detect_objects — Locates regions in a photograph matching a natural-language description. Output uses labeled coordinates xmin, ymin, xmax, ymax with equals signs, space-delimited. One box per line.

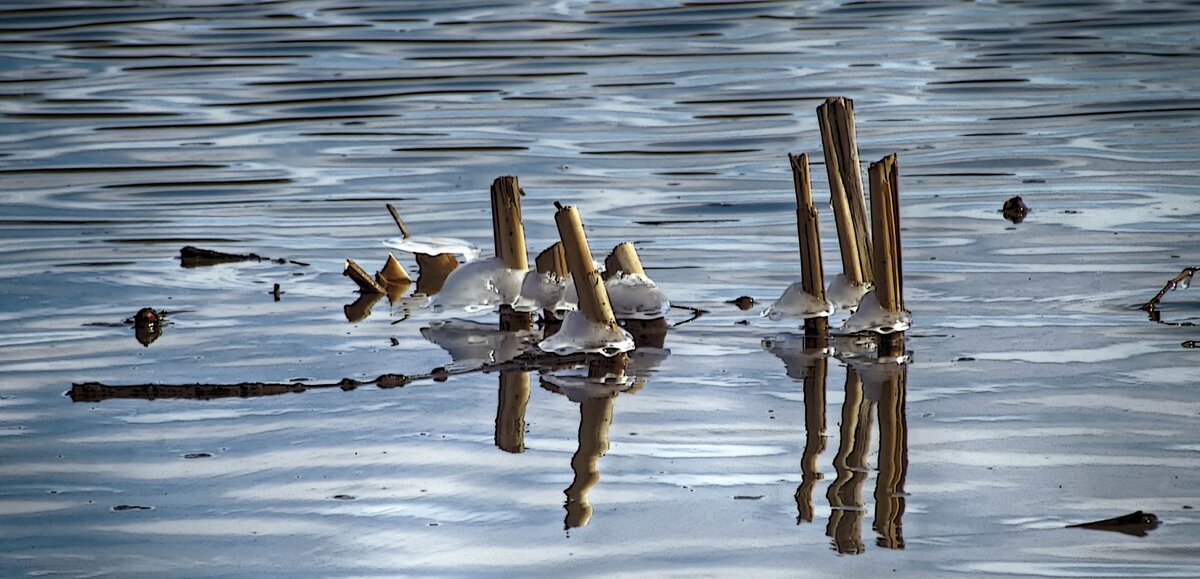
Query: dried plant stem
xmin=344 ymin=258 xmax=385 ymax=294
xmin=603 ymin=242 xmax=645 ymax=279
xmin=791 ymin=152 xmax=829 ymax=340
xmin=491 ymin=176 xmax=528 ymax=271
xmin=868 ymin=154 xmax=903 ymax=313
xmin=818 ymin=97 xmax=873 ymax=285
xmin=385 ymin=203 xmax=411 ymax=239
xmin=1142 ymin=267 xmax=1198 ymax=311
xmin=536 ymin=242 xmax=568 ymax=278
xmin=554 ymin=203 xmax=620 ymax=331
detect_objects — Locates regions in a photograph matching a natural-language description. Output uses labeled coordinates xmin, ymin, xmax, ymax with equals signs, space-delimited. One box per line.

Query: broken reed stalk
xmin=491 ymin=176 xmax=528 ymax=271
xmin=817 ymin=97 xmax=873 ymax=285
xmin=603 ymin=242 xmax=645 ymax=279
xmin=791 ymin=152 xmax=828 ymax=339
xmin=554 ymin=203 xmax=621 ymax=332
xmin=344 ymin=259 xmax=385 ymax=294
xmin=868 ymin=154 xmax=903 ymax=313
xmin=376 ymin=253 xmax=411 ymax=285
xmin=385 ymin=203 xmax=411 ymax=239
xmin=1142 ymin=267 xmax=1198 ymax=311
xmin=536 ymin=242 xmax=569 ymax=278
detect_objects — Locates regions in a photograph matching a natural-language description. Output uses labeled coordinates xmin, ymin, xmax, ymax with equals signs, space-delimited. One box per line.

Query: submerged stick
xmin=344 ymin=258 xmax=385 ymax=294
xmin=817 ymin=97 xmax=873 ymax=285
xmin=554 ymin=203 xmax=620 ymax=332
xmin=603 ymin=242 xmax=645 ymax=279
xmin=491 ymin=176 xmax=528 ymax=271
xmin=385 ymin=203 xmax=411 ymax=239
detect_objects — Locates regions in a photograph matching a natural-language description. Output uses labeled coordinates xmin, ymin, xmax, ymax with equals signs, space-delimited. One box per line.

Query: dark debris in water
xmin=728 ymin=296 xmax=756 ymax=310
xmin=180 ymin=245 xmax=309 ymax=268
xmin=331 ymin=495 xmax=356 ymax=500
xmin=1000 ymin=195 xmax=1028 ymax=224
xmin=1067 ymin=510 xmax=1160 ymax=537
xmin=183 ymin=453 xmax=212 ymax=459
xmin=112 ymin=505 xmax=154 ymax=512
xmin=733 ymin=495 xmax=764 ymax=501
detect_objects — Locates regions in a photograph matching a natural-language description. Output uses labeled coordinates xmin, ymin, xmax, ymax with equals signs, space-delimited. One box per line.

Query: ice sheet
xmin=384 ymin=236 xmax=481 ymax=261
xmin=839 ymin=291 xmax=912 ymax=334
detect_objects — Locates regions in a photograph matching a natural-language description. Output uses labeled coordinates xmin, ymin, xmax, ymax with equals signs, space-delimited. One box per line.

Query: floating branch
xmin=343 ymin=258 xmax=385 ymax=294
xmin=817 ymin=97 xmax=873 ymax=285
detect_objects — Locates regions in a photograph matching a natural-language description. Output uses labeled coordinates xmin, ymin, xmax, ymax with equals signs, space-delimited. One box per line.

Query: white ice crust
xmin=424 ymin=257 xmax=525 ymax=313
xmin=839 ymin=290 xmax=911 ymax=334
xmin=537 ymin=310 xmax=635 ymax=357
xmin=826 ymin=274 xmax=872 ymax=310
xmin=512 ymin=270 xmax=569 ymax=313
xmin=762 ymin=282 xmax=835 ymax=321
xmin=384 ymin=236 xmax=481 ymax=261
xmin=605 ymin=273 xmax=670 ymax=320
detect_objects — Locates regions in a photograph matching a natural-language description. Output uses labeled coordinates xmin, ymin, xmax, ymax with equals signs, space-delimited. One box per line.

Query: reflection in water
xmin=495 ymin=371 xmax=530 ymax=454
xmin=766 ymin=333 xmax=909 ymax=554
xmin=344 ymin=292 xmax=383 ymax=323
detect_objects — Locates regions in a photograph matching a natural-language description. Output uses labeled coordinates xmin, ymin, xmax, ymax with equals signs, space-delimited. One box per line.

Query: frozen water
xmin=537 ymin=310 xmax=635 ymax=356
xmin=826 ymin=274 xmax=872 ymax=310
xmin=761 ymin=282 xmax=835 ymax=321
xmin=839 ymin=291 xmax=912 ymax=334
xmin=384 ymin=236 xmax=481 ymax=261
xmin=424 ymin=257 xmax=525 ymax=313
xmin=513 ymin=270 xmax=569 ymax=313
xmin=605 ymin=273 xmax=670 ymax=320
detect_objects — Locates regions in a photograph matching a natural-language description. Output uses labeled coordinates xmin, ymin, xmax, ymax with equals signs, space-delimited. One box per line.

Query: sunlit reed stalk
xmin=790 ymin=152 xmax=829 ymax=340
xmin=818 ymin=97 xmax=873 ymax=285
xmin=554 ymin=203 xmax=621 ymax=332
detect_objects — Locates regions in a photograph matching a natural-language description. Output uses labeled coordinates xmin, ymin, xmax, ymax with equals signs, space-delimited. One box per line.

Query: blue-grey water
xmin=2 ymin=1 xmax=1199 ymax=577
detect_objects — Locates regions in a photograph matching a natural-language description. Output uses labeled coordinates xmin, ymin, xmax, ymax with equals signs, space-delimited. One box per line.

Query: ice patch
xmin=512 ymin=270 xmax=569 ymax=313
xmin=384 ymin=236 xmax=480 ymax=261
xmin=419 ymin=319 xmax=536 ymax=368
xmin=827 ymin=274 xmax=871 ymax=310
xmin=839 ymin=291 xmax=911 ymax=334
xmin=424 ymin=258 xmax=525 ymax=313
xmin=538 ymin=311 xmax=635 ymax=357
xmin=605 ymin=273 xmax=670 ymax=320
xmin=761 ymin=282 xmax=834 ymax=321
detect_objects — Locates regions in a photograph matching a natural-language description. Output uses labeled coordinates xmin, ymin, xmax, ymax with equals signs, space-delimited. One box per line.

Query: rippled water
xmin=2 ymin=1 xmax=1200 ymax=577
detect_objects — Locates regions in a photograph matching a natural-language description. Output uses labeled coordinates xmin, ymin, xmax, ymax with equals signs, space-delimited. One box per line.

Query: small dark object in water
xmin=1001 ymin=196 xmax=1028 ymax=223
xmin=956 ymin=356 xmax=975 ymax=362
xmin=183 ymin=453 xmax=212 ymax=459
xmin=1183 ymin=340 xmax=1196 ymax=348
xmin=180 ymin=245 xmax=283 ymax=267
xmin=1067 ymin=510 xmax=1159 ymax=537
xmin=431 ymin=367 xmax=450 ymax=382
xmin=331 ymin=494 xmax=356 ymax=500
xmin=130 ymin=307 xmax=162 ymax=347
xmin=272 ymin=283 xmax=282 ymax=301
xmin=112 ymin=505 xmax=153 ymax=511
xmin=729 ymin=296 xmax=756 ymax=310
xmin=733 ymin=495 xmax=764 ymax=500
